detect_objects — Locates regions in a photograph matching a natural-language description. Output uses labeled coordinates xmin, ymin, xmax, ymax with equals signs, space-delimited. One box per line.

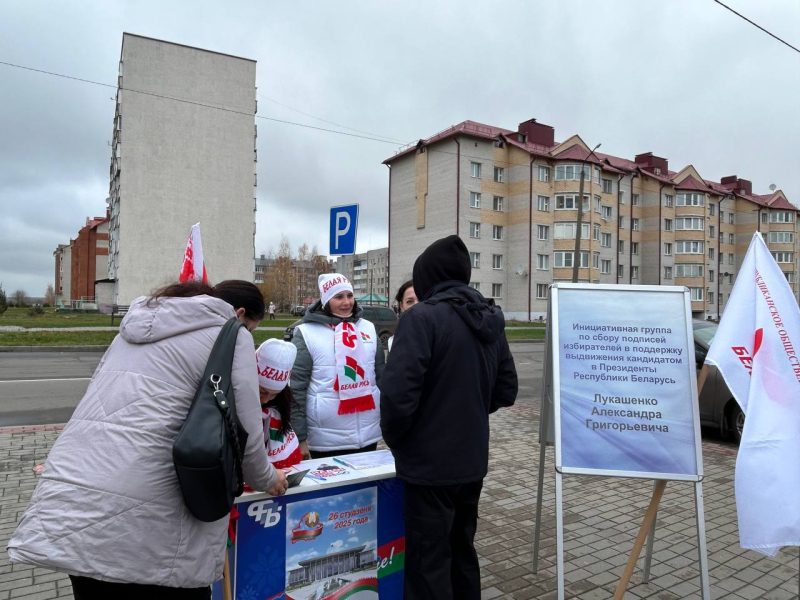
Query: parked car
xmin=283 ymin=304 xmax=398 ymax=349
xmin=290 ymin=305 xmax=306 ymax=316
xmin=693 ymin=320 xmax=744 ymax=443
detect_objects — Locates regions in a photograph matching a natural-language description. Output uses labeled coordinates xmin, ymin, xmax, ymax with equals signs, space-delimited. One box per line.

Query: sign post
xmin=534 ymin=283 xmax=711 ymax=599
xmin=330 ymin=204 xmax=359 ymax=255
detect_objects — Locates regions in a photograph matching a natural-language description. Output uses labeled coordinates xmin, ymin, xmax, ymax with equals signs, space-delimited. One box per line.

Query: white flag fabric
xmin=705 ymin=232 xmax=800 ymax=556
xmin=178 ymin=223 xmax=209 ymax=284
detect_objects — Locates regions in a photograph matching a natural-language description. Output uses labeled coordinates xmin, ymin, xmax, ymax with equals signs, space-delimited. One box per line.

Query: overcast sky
xmin=1 ymin=1 xmax=798 ymax=297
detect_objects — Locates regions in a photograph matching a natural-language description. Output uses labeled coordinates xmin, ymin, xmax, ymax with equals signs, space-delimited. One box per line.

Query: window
xmin=602 ymin=205 xmax=612 ymax=220
xmin=555 ymin=164 xmax=592 ymax=181
xmin=761 ymin=211 xmax=768 ymax=224
xmin=631 ymin=266 xmax=639 ymax=279
xmin=618 ymin=240 xmax=624 ymax=254
xmin=592 ymin=252 xmax=600 ymax=268
xmin=470 ymin=162 xmax=481 ymax=178
xmin=676 ymin=264 xmax=703 ymax=277
xmin=492 ymin=254 xmax=503 ymax=270
xmin=593 ymin=223 xmax=600 ymax=240
xmin=708 ymin=291 xmax=714 ymax=304
xmin=786 ymin=272 xmax=796 ymax=284
xmin=469 ymin=191 xmax=481 ymax=209
xmin=537 ymin=254 xmax=549 ymax=270
xmin=772 ymin=252 xmax=794 ymax=263
xmin=631 ymin=218 xmax=640 ymax=231
xmin=554 ymin=251 xmax=589 ymax=268
xmin=554 ymin=222 xmax=589 ymax=239
xmin=470 ymin=282 xmax=480 ymax=291
xmin=690 ymin=287 xmax=704 ymax=301
xmin=619 ymin=191 xmax=626 ymax=204
xmin=618 ymin=216 xmax=624 ymax=229
xmin=602 ymin=178 xmax=612 ymax=194
xmin=665 ymin=194 xmax=674 ymax=207
xmin=537 ymin=195 xmax=550 ymax=211
xmin=729 ymin=213 xmax=735 ymax=224
xmin=469 ymin=222 xmax=480 ymax=238
xmin=601 ymin=259 xmax=611 ymax=274
xmin=492 ymin=225 xmax=504 ymax=240
xmin=664 ymin=218 xmax=673 ymax=231
xmin=769 ymin=231 xmax=794 ymax=243
xmin=676 ymin=241 xmax=704 ymax=254
xmin=618 ymin=264 xmax=625 ymax=277
xmin=631 ymin=242 xmax=639 ymax=255
xmin=675 ymin=217 xmax=704 ymax=230
xmin=664 ymin=243 xmax=672 ymax=255
xmin=493 ymin=196 xmax=504 ymax=212
xmin=709 ymin=225 xmax=715 ymax=237
xmin=601 ymin=232 xmax=611 ymax=247
xmin=728 ymin=253 xmax=734 ymax=265
xmin=677 ymin=192 xmax=704 ymax=206
xmin=491 ymin=283 xmax=502 ymax=299
xmin=632 ymin=193 xmax=640 ymax=206
xmin=728 ymin=233 xmax=735 ymax=244
xmin=708 ymin=247 xmax=715 ymax=260
xmin=594 ymin=195 xmax=601 ymax=213
xmin=709 ymin=270 xmax=715 ymax=282
xmin=537 ymin=225 xmax=549 ymax=240
xmin=470 ymin=252 xmax=480 ymax=268
xmin=493 ymin=167 xmax=505 ymax=183
xmin=555 ymin=194 xmax=588 ymax=210
xmin=538 ymin=165 xmax=550 ymax=182
xmin=536 ymin=283 xmax=549 ymax=299
xmin=769 ymin=211 xmax=794 ymax=223
xmin=664 ymin=266 xmax=673 ymax=280
xmin=709 ymin=203 xmax=715 ymax=216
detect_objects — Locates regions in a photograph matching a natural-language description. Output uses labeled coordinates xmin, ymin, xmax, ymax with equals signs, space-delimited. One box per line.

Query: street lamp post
xmin=571 ymin=143 xmax=602 ymax=283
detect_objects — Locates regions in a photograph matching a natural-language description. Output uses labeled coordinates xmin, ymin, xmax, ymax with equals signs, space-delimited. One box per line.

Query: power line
xmin=0 ymin=59 xmax=403 ymax=145
xmin=712 ymin=0 xmax=800 ymax=54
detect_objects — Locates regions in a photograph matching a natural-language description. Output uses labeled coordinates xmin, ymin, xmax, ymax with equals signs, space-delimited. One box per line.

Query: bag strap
xmin=203 ymin=317 xmax=247 ymax=493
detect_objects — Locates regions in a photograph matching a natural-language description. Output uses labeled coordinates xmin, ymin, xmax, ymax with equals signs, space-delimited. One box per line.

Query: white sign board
xmin=551 ymin=283 xmax=703 ymax=481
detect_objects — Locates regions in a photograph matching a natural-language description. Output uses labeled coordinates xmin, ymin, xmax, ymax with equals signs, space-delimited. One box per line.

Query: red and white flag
xmin=178 ymin=223 xmax=209 ymax=284
xmin=705 ymin=232 xmax=800 ymax=556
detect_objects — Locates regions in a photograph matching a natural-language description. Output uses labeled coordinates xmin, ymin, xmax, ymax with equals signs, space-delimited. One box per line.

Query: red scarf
xmin=333 ymin=321 xmax=376 ymax=414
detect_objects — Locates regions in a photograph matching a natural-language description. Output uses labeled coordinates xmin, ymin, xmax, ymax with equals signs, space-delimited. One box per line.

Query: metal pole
xmin=694 ymin=482 xmax=712 ymax=599
xmin=642 ymin=480 xmax=659 ymax=583
xmin=571 ymin=169 xmax=586 ymax=283
xmin=555 ymin=471 xmax=565 ymax=600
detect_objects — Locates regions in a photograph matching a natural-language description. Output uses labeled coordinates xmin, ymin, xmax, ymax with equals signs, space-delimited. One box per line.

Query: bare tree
xmin=13 ymin=289 xmax=27 ymax=307
xmin=0 ymin=283 xmax=7 ymax=315
xmin=44 ymin=284 xmax=56 ymax=306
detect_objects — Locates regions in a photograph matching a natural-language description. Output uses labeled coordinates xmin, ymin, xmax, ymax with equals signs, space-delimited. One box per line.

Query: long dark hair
xmin=266 ymin=387 xmax=293 ymax=433
xmin=395 ymin=280 xmax=413 ymax=305
xmin=149 ymin=280 xmax=265 ymax=320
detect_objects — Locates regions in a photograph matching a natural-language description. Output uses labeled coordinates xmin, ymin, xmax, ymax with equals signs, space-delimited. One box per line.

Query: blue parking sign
xmin=330 ymin=204 xmax=359 ymax=255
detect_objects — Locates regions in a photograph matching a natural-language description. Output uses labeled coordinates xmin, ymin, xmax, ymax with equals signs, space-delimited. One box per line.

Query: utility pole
xmin=571 ymin=143 xmax=602 ymax=283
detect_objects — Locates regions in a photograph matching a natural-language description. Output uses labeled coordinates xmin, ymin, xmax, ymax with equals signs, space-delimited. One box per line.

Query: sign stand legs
xmin=642 ymin=480 xmax=660 ymax=583
xmin=532 ymin=439 xmax=547 ymax=573
xmin=613 ymin=480 xmax=666 ymax=599
xmin=694 ymin=481 xmax=712 ymax=599
xmin=555 ymin=470 xmax=566 ymax=600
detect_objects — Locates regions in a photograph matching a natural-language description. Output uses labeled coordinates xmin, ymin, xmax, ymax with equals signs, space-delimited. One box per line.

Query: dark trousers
xmin=403 ymin=480 xmax=483 ymax=600
xmin=309 ymin=442 xmax=378 ymax=459
xmin=70 ymin=576 xmax=210 ymax=600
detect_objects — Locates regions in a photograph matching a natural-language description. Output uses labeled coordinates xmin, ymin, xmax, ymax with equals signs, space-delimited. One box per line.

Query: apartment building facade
xmin=107 ymin=33 xmax=258 ymax=304
xmin=336 ymin=247 xmax=390 ymax=303
xmin=53 ymin=217 xmax=109 ymax=305
xmin=385 ymin=119 xmax=798 ymax=320
xmin=254 ymin=254 xmax=333 ymax=309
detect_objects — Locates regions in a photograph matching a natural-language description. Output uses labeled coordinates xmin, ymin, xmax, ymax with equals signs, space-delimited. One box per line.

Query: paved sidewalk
xmin=2 ymin=401 xmax=799 ymax=598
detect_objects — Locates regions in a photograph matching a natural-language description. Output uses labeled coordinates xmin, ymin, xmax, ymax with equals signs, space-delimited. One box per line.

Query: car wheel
xmin=726 ymin=402 xmax=744 ymax=444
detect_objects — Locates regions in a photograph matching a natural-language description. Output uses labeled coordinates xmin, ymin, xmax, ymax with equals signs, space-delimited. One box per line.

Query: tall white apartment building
xmin=107 ymin=33 xmax=257 ymax=304
xmin=336 ymin=247 xmax=390 ymax=303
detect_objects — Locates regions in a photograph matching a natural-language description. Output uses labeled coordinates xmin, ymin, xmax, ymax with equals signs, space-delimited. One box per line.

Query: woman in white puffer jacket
xmin=8 ymin=280 xmax=287 ymax=599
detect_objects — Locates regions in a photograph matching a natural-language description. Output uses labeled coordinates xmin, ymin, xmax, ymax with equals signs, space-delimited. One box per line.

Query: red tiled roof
xmin=551 ymin=144 xmax=604 ymax=165
xmin=384 ymin=120 xmax=515 ymax=163
xmin=674 ymin=175 xmax=711 ymax=192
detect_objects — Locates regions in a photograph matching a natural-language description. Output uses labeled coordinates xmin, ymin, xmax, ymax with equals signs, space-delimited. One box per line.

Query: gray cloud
xmin=1 ymin=0 xmax=798 ymax=297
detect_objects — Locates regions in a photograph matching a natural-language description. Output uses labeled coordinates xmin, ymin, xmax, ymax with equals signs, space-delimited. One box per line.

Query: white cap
xmin=318 ymin=273 xmax=353 ymax=307
xmin=256 ymin=339 xmax=297 ymax=392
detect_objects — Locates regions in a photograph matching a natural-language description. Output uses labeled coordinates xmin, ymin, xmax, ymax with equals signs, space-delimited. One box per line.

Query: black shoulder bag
xmin=173 ymin=317 xmax=249 ymax=522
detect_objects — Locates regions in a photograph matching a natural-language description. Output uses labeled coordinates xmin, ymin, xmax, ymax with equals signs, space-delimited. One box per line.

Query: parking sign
xmin=329 ymin=204 xmax=359 ymax=255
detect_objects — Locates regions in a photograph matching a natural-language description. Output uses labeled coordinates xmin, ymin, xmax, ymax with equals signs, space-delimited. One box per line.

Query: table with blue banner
xmin=212 ymin=449 xmax=404 ymax=600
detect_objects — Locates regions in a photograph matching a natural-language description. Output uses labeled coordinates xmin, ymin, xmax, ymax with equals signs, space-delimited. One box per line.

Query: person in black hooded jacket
xmin=379 ymin=235 xmax=518 ymax=600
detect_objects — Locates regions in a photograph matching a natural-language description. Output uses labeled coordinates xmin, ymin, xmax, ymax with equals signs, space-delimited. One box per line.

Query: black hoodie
xmin=379 ymin=237 xmax=518 ymax=484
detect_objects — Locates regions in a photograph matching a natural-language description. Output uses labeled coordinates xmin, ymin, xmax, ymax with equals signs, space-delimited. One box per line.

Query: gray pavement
xmin=1 ymin=373 xmax=799 ymax=597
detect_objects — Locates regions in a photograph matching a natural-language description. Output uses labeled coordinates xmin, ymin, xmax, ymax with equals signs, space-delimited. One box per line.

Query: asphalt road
xmin=0 ymin=343 xmax=545 ymax=426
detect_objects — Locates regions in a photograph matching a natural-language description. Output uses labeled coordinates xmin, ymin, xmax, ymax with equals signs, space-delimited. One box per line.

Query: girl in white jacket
xmin=8 ymin=280 xmax=287 ymax=599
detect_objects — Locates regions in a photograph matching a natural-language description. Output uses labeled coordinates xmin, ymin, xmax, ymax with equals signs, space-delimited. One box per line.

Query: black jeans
xmin=309 ymin=442 xmax=378 ymax=459
xmin=402 ymin=480 xmax=483 ymax=600
xmin=70 ymin=576 xmax=210 ymax=600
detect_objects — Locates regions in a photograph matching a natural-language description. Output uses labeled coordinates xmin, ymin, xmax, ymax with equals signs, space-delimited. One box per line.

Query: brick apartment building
xmin=384 ymin=118 xmax=798 ymax=320
xmin=53 ymin=216 xmax=109 ymax=305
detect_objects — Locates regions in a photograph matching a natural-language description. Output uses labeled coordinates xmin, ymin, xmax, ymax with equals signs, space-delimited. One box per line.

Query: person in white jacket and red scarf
xmin=290 ymin=273 xmax=385 ymax=459
xmin=8 ymin=280 xmax=287 ymax=600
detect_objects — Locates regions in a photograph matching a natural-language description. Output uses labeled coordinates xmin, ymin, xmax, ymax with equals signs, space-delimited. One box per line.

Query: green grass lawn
xmin=0 ymin=307 xmax=119 ymax=328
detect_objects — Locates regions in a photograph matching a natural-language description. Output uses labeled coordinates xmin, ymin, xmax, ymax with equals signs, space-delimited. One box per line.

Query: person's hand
xmin=268 ymin=469 xmax=288 ymax=496
xmin=300 ymin=440 xmax=311 ymax=460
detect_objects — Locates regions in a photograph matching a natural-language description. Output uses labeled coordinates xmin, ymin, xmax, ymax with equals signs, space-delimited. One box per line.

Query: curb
xmin=0 ymin=346 xmax=109 ymax=353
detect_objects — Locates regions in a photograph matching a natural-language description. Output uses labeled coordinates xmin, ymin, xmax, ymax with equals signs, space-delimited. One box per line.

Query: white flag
xmin=705 ymin=232 xmax=800 ymax=556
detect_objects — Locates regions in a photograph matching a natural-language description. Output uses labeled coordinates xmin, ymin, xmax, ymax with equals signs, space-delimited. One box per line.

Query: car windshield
xmin=693 ymin=322 xmax=717 ymax=347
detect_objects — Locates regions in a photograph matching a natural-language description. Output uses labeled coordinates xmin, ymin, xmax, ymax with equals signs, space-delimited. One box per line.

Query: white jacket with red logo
xmin=290 ymin=307 xmax=382 ymax=452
